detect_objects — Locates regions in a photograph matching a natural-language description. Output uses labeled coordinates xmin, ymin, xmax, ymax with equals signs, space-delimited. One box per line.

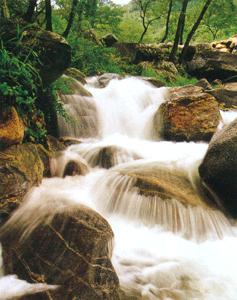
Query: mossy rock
xmin=0 ymin=143 xmax=51 ymax=225
xmin=64 ymin=68 xmax=86 ymax=84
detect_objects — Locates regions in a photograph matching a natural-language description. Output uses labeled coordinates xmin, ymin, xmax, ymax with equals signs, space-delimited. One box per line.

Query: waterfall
xmin=1 ymin=76 xmax=237 ymax=299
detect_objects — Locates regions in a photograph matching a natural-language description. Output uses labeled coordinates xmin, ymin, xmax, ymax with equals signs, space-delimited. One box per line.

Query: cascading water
xmin=1 ymin=76 xmax=237 ymax=299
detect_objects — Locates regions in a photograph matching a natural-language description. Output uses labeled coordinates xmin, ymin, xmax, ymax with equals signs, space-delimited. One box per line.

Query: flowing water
xmin=1 ymin=77 xmax=237 ymax=299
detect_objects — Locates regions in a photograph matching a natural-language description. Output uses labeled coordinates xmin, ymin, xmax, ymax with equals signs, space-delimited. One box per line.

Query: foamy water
xmin=1 ymin=77 xmax=237 ymax=299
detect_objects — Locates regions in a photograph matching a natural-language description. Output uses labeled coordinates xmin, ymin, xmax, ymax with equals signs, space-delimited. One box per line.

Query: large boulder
xmin=0 ymin=19 xmax=71 ymax=86
xmin=0 ymin=143 xmax=50 ymax=225
xmin=184 ymin=44 xmax=237 ymax=81
xmin=199 ymin=119 xmax=237 ymax=217
xmin=0 ymin=107 xmax=24 ymax=149
xmin=1 ymin=204 xmax=120 ymax=299
xmin=155 ymin=85 xmax=220 ymax=141
xmin=207 ymin=82 xmax=237 ymax=109
xmin=23 ymin=30 xmax=71 ymax=85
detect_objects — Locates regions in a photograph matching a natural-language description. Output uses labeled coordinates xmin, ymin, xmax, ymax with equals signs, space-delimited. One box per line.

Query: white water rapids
xmin=1 ymin=77 xmax=237 ymax=299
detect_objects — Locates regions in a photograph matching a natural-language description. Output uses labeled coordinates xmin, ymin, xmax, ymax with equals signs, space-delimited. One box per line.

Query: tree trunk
xmin=181 ymin=0 xmax=213 ymax=62
xmin=63 ymin=0 xmax=78 ymax=38
xmin=139 ymin=26 xmax=148 ymax=43
xmin=161 ymin=0 xmax=173 ymax=43
xmin=24 ymin=0 xmax=37 ymax=22
xmin=45 ymin=0 xmax=53 ymax=31
xmin=169 ymin=0 xmax=189 ymax=62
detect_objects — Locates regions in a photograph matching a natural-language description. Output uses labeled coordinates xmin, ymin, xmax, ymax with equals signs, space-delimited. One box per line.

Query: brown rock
xmin=63 ymin=160 xmax=89 ymax=177
xmin=0 ymin=107 xmax=24 ymax=149
xmin=0 ymin=143 xmax=51 ymax=225
xmin=199 ymin=119 xmax=237 ymax=217
xmin=1 ymin=205 xmax=120 ymax=299
xmin=156 ymin=85 xmax=220 ymax=141
xmin=59 ymin=136 xmax=82 ymax=147
xmin=94 ymin=146 xmax=140 ymax=169
xmin=208 ymin=82 xmax=237 ymax=108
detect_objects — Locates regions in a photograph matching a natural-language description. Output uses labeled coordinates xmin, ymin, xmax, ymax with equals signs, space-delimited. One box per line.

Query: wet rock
xmin=1 ymin=205 xmax=120 ymax=299
xmin=64 ymin=67 xmax=87 ymax=84
xmin=50 ymin=151 xmax=89 ymax=178
xmin=102 ymin=34 xmax=118 ymax=47
xmin=122 ymin=165 xmax=211 ymax=209
xmin=95 ymin=146 xmax=140 ymax=169
xmin=46 ymin=135 xmax=66 ymax=152
xmin=199 ymin=119 xmax=237 ymax=217
xmin=207 ymin=82 xmax=237 ymax=109
xmin=63 ymin=160 xmax=89 ymax=177
xmin=61 ymin=75 xmax=92 ymax=97
xmin=0 ymin=143 xmax=51 ymax=225
xmin=98 ymin=73 xmax=123 ymax=88
xmin=156 ymin=85 xmax=220 ymax=141
xmin=0 ymin=107 xmax=24 ymax=150
xmin=59 ymin=136 xmax=82 ymax=147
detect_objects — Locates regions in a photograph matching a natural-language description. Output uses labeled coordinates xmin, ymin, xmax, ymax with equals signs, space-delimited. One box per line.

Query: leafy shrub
xmin=69 ymin=37 xmax=124 ymax=75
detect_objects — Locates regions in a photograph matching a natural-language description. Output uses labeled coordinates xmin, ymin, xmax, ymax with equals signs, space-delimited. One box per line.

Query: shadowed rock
xmin=1 ymin=205 xmax=120 ymax=299
xmin=199 ymin=118 xmax=237 ymax=217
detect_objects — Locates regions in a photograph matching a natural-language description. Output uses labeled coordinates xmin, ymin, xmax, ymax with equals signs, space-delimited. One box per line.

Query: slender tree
xmin=24 ymin=0 xmax=37 ymax=22
xmin=45 ymin=0 xmax=53 ymax=31
xmin=63 ymin=0 xmax=78 ymax=38
xmin=169 ymin=0 xmax=189 ymax=62
xmin=161 ymin=0 xmax=173 ymax=43
xmin=136 ymin=0 xmax=162 ymax=43
xmin=180 ymin=0 xmax=213 ymax=61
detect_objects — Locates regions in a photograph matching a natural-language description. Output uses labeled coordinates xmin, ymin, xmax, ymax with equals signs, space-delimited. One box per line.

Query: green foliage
xmin=70 ymin=36 xmax=124 ymax=75
xmin=168 ymin=74 xmax=198 ymax=87
xmin=0 ymin=43 xmax=47 ymax=143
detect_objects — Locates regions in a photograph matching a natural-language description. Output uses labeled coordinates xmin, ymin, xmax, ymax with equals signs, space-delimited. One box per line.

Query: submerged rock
xmin=156 ymin=85 xmax=220 ymax=141
xmin=199 ymin=119 xmax=237 ymax=217
xmin=0 ymin=107 xmax=24 ymax=150
xmin=0 ymin=143 xmax=50 ymax=225
xmin=95 ymin=146 xmax=140 ymax=169
xmin=98 ymin=73 xmax=123 ymax=88
xmin=1 ymin=205 xmax=120 ymax=299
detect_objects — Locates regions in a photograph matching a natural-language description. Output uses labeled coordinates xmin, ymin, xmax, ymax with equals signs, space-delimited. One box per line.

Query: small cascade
xmin=58 ymin=94 xmax=99 ymax=138
xmin=92 ymin=162 xmax=233 ymax=241
xmin=1 ymin=76 xmax=237 ymax=299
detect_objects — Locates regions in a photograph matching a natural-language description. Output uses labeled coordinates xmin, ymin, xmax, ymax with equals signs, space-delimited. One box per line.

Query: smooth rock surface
xmin=199 ymin=118 xmax=237 ymax=217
